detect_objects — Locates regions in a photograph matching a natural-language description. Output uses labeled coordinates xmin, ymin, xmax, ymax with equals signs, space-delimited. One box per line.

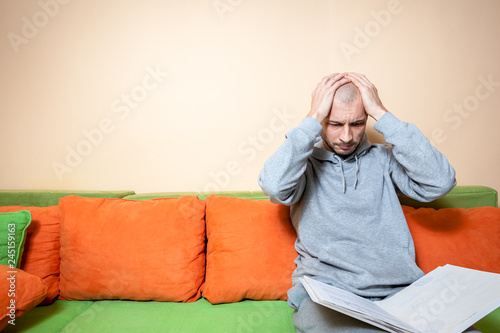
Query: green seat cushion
xmin=474 ymin=307 xmax=500 ymax=333
xmin=67 ymin=299 xmax=294 ymax=333
xmin=3 ymin=300 xmax=93 ymax=333
xmin=15 ymin=299 xmax=295 ymax=333
xmin=0 ymin=190 xmax=135 ymax=207
xmin=0 ymin=210 xmax=31 ymax=268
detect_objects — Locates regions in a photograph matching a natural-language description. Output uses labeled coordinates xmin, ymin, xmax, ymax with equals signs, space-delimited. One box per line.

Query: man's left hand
xmin=346 ymin=73 xmax=388 ymax=121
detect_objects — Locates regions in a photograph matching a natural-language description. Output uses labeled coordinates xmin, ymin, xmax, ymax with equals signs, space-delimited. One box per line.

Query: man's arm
xmin=375 ymin=113 xmax=456 ymax=201
xmin=259 ymin=73 xmax=350 ymax=205
xmin=347 ymin=73 xmax=456 ymax=201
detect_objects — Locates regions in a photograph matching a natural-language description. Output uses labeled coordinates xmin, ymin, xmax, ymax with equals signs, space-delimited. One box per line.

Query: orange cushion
xmin=0 ymin=265 xmax=47 ymax=330
xmin=0 ymin=206 xmax=60 ymax=305
xmin=404 ymin=205 xmax=500 ymax=274
xmin=59 ymin=196 xmax=206 ymax=302
xmin=203 ymin=195 xmax=298 ymax=304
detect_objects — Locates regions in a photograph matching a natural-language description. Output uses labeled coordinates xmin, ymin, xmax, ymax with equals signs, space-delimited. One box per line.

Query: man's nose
xmin=340 ymin=125 xmax=352 ymax=142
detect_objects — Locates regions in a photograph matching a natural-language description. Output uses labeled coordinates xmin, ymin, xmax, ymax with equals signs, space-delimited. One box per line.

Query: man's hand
xmin=307 ymin=73 xmax=350 ymax=123
xmin=345 ymin=73 xmax=388 ymax=121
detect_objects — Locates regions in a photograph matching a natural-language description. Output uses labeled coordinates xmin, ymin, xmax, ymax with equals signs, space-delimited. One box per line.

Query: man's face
xmin=321 ymin=96 xmax=367 ymax=157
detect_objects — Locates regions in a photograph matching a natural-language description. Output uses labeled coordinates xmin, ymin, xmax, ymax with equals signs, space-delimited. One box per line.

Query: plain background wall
xmin=1 ymin=0 xmax=499 ymax=198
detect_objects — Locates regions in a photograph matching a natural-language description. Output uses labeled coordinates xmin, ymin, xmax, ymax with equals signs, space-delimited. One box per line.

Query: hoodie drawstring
xmin=354 ymin=154 xmax=360 ymax=190
xmin=339 ymin=159 xmax=346 ymax=194
xmin=337 ymin=155 xmax=360 ymax=194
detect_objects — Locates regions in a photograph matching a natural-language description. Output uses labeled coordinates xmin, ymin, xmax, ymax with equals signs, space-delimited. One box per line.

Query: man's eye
xmin=352 ymin=123 xmax=363 ymax=127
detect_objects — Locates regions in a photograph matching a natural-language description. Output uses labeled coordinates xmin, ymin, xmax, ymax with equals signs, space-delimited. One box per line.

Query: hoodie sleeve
xmin=374 ymin=112 xmax=456 ymax=202
xmin=258 ymin=117 xmax=322 ymax=205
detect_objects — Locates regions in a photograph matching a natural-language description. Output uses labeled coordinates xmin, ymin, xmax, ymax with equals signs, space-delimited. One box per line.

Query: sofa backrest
xmin=397 ymin=186 xmax=498 ymax=209
xmin=0 ymin=190 xmax=135 ymax=207
xmin=122 ymin=186 xmax=498 ymax=209
xmin=122 ymin=191 xmax=269 ymax=201
xmin=0 ymin=186 xmax=497 ymax=208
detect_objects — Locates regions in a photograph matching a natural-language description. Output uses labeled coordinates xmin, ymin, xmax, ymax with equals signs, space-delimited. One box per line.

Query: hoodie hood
xmin=311 ymin=133 xmax=373 ymax=193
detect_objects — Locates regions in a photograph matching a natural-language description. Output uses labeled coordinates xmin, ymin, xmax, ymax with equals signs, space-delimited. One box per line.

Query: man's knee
xmin=293 ymin=296 xmax=385 ymax=333
xmin=293 ymin=297 xmax=325 ymax=333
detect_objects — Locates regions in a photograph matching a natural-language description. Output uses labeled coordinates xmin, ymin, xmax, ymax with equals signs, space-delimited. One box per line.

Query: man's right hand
xmin=307 ymin=73 xmax=350 ymax=123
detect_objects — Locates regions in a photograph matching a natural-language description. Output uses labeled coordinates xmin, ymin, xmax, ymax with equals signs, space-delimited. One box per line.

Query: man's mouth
xmin=338 ymin=144 xmax=354 ymax=150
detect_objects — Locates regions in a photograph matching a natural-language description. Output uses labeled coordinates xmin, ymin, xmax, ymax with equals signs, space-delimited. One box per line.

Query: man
xmin=258 ymin=73 xmax=460 ymax=332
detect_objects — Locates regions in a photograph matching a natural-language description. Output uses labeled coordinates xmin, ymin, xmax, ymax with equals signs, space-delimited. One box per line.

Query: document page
xmin=376 ymin=265 xmax=500 ymax=333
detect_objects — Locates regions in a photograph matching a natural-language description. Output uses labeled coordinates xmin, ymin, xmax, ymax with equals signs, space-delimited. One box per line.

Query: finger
xmin=323 ymin=73 xmax=347 ymax=89
xmin=345 ymin=72 xmax=364 ymax=83
xmin=318 ymin=73 xmax=338 ymax=87
xmin=345 ymin=73 xmax=370 ymax=91
xmin=324 ymin=72 xmax=341 ymax=81
xmin=314 ymin=73 xmax=345 ymax=94
xmin=315 ymin=74 xmax=336 ymax=92
xmin=346 ymin=73 xmax=372 ymax=89
xmin=344 ymin=74 xmax=363 ymax=89
xmin=327 ymin=72 xmax=346 ymax=82
xmin=346 ymin=72 xmax=367 ymax=81
xmin=316 ymin=78 xmax=350 ymax=103
xmin=328 ymin=77 xmax=350 ymax=92
xmin=317 ymin=77 xmax=350 ymax=97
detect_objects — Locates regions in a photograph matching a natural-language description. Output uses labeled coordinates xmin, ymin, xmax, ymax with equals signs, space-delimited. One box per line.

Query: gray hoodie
xmin=258 ymin=112 xmax=456 ymax=306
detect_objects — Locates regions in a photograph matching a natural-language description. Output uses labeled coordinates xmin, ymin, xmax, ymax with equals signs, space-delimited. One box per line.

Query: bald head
xmin=333 ymin=82 xmax=360 ymax=104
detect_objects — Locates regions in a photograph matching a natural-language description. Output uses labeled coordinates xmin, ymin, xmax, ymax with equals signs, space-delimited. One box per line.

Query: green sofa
xmin=0 ymin=186 xmax=498 ymax=333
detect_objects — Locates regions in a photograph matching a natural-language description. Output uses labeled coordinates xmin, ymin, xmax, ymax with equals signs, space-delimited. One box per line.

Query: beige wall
xmin=1 ymin=0 xmax=499 ymax=200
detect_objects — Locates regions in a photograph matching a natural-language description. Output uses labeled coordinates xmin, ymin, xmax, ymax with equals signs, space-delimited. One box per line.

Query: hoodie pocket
xmin=318 ymin=242 xmax=424 ymax=294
